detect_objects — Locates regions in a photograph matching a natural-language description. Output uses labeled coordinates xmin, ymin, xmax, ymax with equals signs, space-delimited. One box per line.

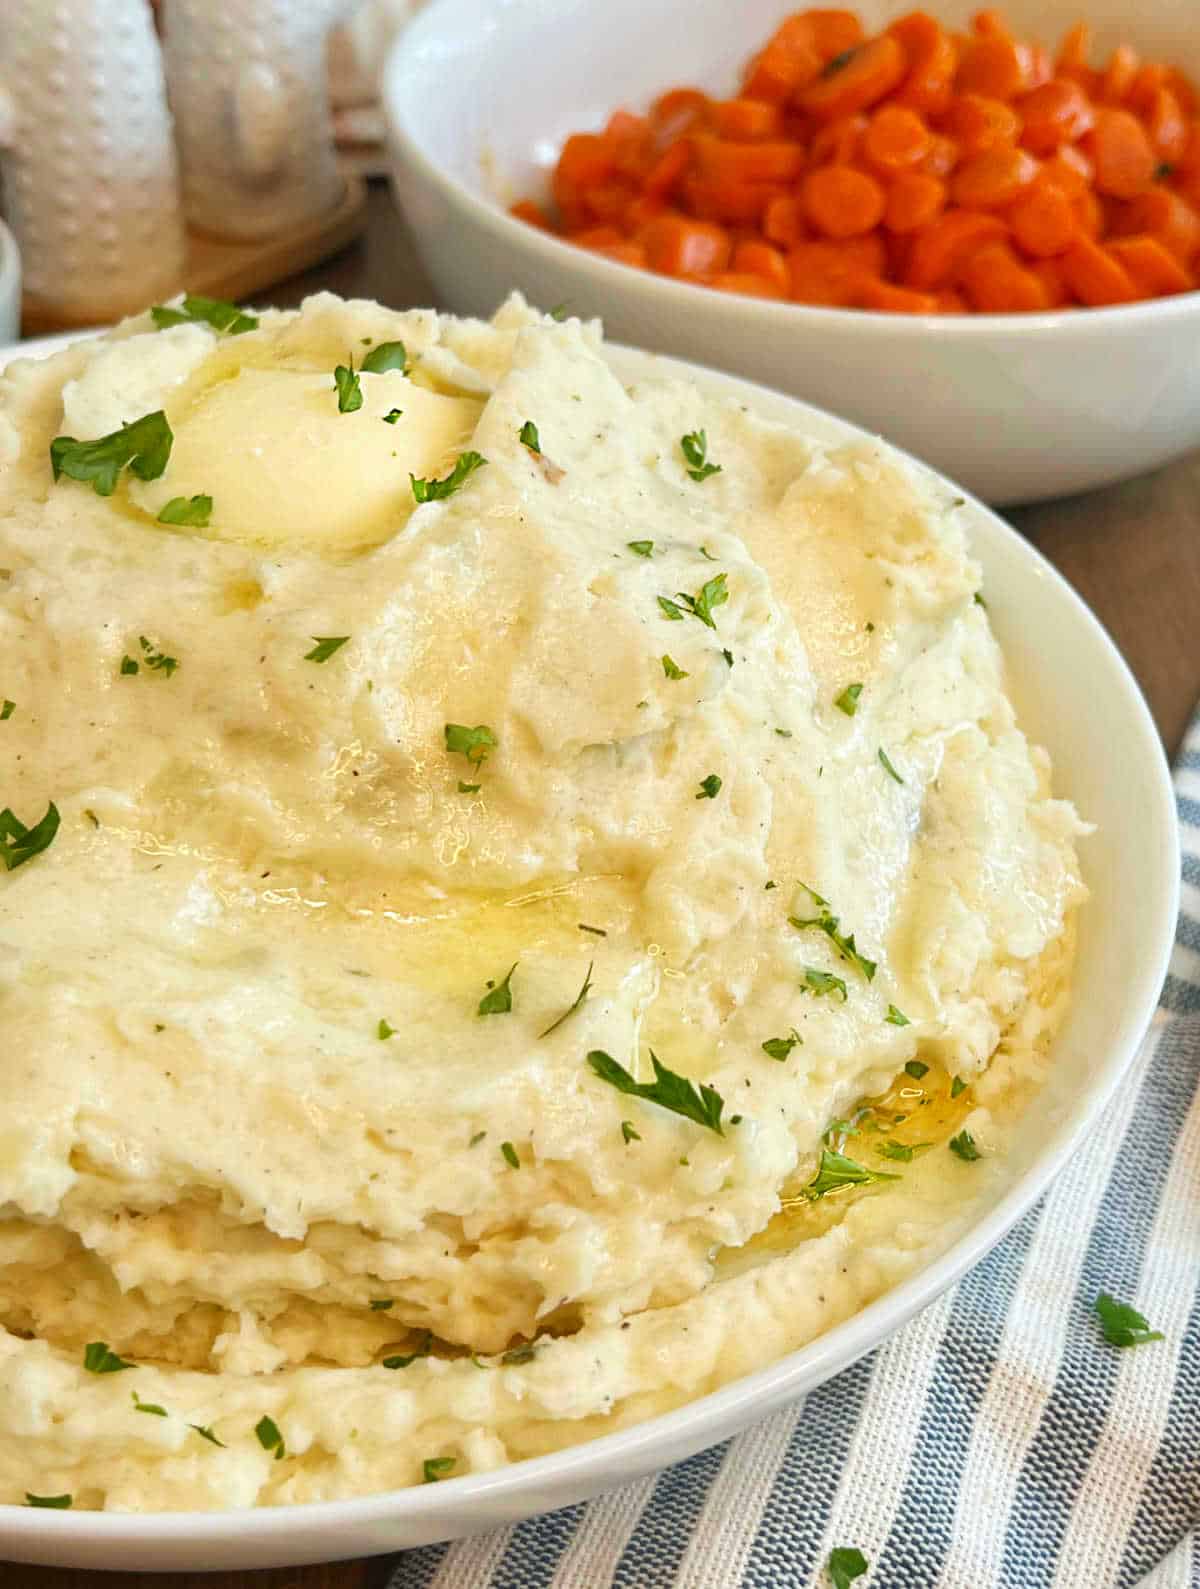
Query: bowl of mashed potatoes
xmin=0 ymin=294 xmax=1177 ymax=1571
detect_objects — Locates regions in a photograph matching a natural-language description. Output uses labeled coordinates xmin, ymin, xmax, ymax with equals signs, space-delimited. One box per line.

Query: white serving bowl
xmin=384 ymin=0 xmax=1200 ymax=505
xmin=0 ymin=334 xmax=1178 ymax=1573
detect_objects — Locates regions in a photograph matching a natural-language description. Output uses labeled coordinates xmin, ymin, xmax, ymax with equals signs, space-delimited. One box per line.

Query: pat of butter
xmin=133 ymin=367 xmax=482 ymax=552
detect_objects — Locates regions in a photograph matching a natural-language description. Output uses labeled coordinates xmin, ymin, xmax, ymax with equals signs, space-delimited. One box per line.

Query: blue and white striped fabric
xmin=389 ymin=713 xmax=1200 ymax=1589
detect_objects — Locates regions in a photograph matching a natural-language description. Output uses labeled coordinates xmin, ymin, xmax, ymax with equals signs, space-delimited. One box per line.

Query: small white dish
xmin=384 ymin=0 xmax=1200 ymax=504
xmin=0 ymin=221 xmax=21 ymax=345
xmin=0 ymin=331 xmax=1178 ymax=1572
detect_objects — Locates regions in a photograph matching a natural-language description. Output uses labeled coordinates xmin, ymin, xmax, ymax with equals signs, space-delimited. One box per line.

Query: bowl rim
xmin=383 ymin=0 xmax=1200 ymax=337
xmin=0 ymin=333 xmax=1180 ymax=1557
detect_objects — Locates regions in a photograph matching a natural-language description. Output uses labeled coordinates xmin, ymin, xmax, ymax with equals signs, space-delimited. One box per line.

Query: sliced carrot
xmin=510 ymin=199 xmax=554 ymax=231
xmin=1106 ymin=233 xmax=1194 ymax=293
xmin=959 ymin=241 xmax=1049 ymax=308
xmin=1110 ymin=187 xmax=1200 ymax=262
xmin=788 ymin=239 xmax=878 ymax=304
xmin=641 ymin=213 xmax=731 ymax=275
xmin=643 ymin=140 xmax=692 ymax=199
xmin=1085 ymin=108 xmax=1157 ymax=197
xmin=1145 ymin=87 xmax=1188 ymax=165
xmin=972 ymin=9 xmax=1014 ymax=40
xmin=951 ymin=145 xmax=1039 ymax=207
xmin=1009 ymin=181 xmax=1078 ymax=255
xmin=1099 ymin=44 xmax=1139 ymax=105
xmin=681 ymin=175 xmax=790 ymax=224
xmin=862 ymin=103 xmax=933 ymax=171
xmin=1127 ymin=64 xmax=1170 ymax=115
xmin=1073 ymin=188 xmax=1104 ymax=237
xmin=884 ymin=170 xmax=946 ymax=232
xmin=905 ymin=207 xmax=1009 ymax=286
xmin=743 ymin=16 xmax=825 ymax=103
xmin=809 ymin=113 xmax=869 ymax=165
xmin=802 ymin=164 xmax=887 ymax=236
xmin=1166 ymin=70 xmax=1200 ymax=120
xmin=1056 ymin=21 xmax=1092 ymax=78
xmin=580 ymin=181 xmax=638 ymax=225
xmin=857 ymin=277 xmax=939 ymax=311
xmin=922 ymin=133 xmax=959 ymax=176
xmin=732 ymin=237 xmax=792 ymax=292
xmin=1016 ymin=79 xmax=1095 ymax=154
xmin=1059 ymin=233 xmax=1141 ymax=302
xmin=946 ymin=94 xmax=1020 ymax=159
xmin=650 ymin=88 xmax=709 ymax=131
xmin=1177 ymin=120 xmax=1200 ymax=174
xmin=553 ymin=133 xmax=615 ymax=222
xmin=1027 ymin=44 xmax=1053 ymax=91
xmin=1030 ymin=256 xmax=1071 ymax=304
xmin=624 ymin=193 xmax=668 ymax=233
xmin=572 ymin=224 xmax=625 ymax=249
xmin=889 ymin=11 xmax=958 ymax=117
xmin=763 ymin=194 xmax=808 ymax=248
xmin=955 ymin=34 xmax=1028 ymax=101
xmin=1040 ymin=144 xmax=1094 ymax=197
xmin=711 ymin=98 xmax=785 ymax=142
xmin=805 ymin=10 xmax=867 ymax=61
xmin=935 ymin=287 xmax=968 ymax=311
xmin=691 ymin=135 xmax=807 ymax=185
xmin=797 ymin=35 xmax=908 ymax=120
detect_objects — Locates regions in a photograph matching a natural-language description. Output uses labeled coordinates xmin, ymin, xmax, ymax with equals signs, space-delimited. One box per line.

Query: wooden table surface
xmin=4 ymin=181 xmax=1197 ymax=1589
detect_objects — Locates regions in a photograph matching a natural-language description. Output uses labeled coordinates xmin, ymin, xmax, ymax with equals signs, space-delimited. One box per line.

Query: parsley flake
xmin=254 ymin=1415 xmax=286 ymax=1460
xmin=587 ymin=1049 xmax=725 ymax=1135
xmin=157 ymin=493 xmax=212 ymax=527
xmin=137 ymin=635 xmax=178 ymax=676
xmin=132 ymin=1392 xmax=166 ymax=1416
xmin=334 ymin=360 xmax=363 ymax=413
xmin=304 ymin=635 xmax=350 ymax=664
xmin=539 ymin=962 xmax=594 ymax=1038
xmin=444 ymin=722 xmax=497 ymax=766
xmin=151 ymin=293 xmax=257 ymax=335
xmin=672 ymin=573 xmax=729 ymax=630
xmin=84 ymin=1341 xmax=134 ymax=1374
xmin=878 ymin=1139 xmax=924 ymax=1162
xmin=886 ymin=1005 xmax=910 ymax=1026
xmin=362 ymin=340 xmax=408 ymax=374
xmin=904 ymin=1059 xmax=929 ymax=1079
xmin=628 ymin=540 xmax=654 ymax=557
xmin=549 ymin=302 xmax=570 ymax=321
xmin=458 ymin=780 xmax=481 ymax=794
xmin=0 ymin=802 xmax=60 ymax=872
xmin=500 ymin=1343 xmax=538 ymax=1365
xmin=762 ymin=1029 xmax=802 ymax=1061
xmin=828 ymin=1546 xmax=869 ymax=1588
xmin=51 ymin=410 xmax=173 ymax=497
xmin=579 ymin=923 xmax=607 ymax=937
xmin=411 ymin=451 xmax=487 ymax=502
xmin=800 ymin=966 xmax=848 ymax=1001
xmin=378 ymin=1019 xmax=396 ymax=1040
xmin=423 ymin=1456 xmax=456 ymax=1483
xmin=949 ymin=1130 xmax=981 ymax=1162
xmin=518 ymin=419 xmax=541 ymax=453
xmin=26 ymin=1493 xmax=72 ymax=1509
xmin=790 ymin=884 xmax=876 ymax=982
xmin=878 ymin=747 xmax=905 ymax=783
xmin=477 ymin=963 xmax=517 ymax=1015
xmin=680 ymin=429 xmax=721 ymax=482
xmin=621 ymin=1120 xmax=641 ymax=1143
xmin=382 ymin=408 xmax=404 ymax=424
xmin=835 ymin=683 xmax=863 ymax=716
xmin=802 ymin=1150 xmax=898 ymax=1201
xmin=190 ymin=1423 xmax=226 ymax=1447
xmin=0 ymin=700 xmax=12 ymax=720
xmin=950 ymin=1075 xmax=967 ymax=1098
xmin=696 ymin=773 xmax=722 ymax=800
xmin=383 ymin=1330 xmax=433 ymax=1369
xmin=722 ymin=648 xmax=734 ymax=667
xmin=662 ymin=654 xmax=689 ymax=680
xmin=370 ymin=1298 xmax=394 ymax=1311
xmin=1094 ymin=1292 xmax=1164 ymax=1349
xmin=658 ymin=595 xmax=685 ymax=621
xmin=500 ymin=1140 xmax=520 ymax=1169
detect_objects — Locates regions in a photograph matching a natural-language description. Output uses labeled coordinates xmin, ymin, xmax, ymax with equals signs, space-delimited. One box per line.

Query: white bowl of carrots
xmin=384 ymin=0 xmax=1200 ymax=503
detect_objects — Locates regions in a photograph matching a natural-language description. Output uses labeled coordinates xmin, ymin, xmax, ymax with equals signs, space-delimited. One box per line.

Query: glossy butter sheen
xmin=0 ymin=294 xmax=1085 ymax=1509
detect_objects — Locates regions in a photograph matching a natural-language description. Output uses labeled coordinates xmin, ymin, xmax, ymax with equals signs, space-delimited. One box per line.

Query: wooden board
xmin=21 ymin=174 xmax=368 ymax=336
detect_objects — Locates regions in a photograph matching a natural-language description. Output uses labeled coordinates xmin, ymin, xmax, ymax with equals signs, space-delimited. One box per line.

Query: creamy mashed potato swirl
xmin=0 ymin=294 xmax=1086 ymax=1510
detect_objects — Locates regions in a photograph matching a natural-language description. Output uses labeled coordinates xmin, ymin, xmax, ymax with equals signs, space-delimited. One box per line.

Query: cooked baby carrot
xmin=810 ymin=114 xmax=869 ymax=165
xmin=1059 ymin=234 xmax=1141 ymax=302
xmin=959 ymin=241 xmax=1049 ymax=309
xmin=863 ymin=103 xmax=934 ymax=170
xmin=732 ymin=238 xmax=793 ymax=292
xmin=1106 ymin=234 xmax=1194 ymax=293
xmin=1009 ymin=181 xmax=1079 ymax=255
xmin=956 ymin=34 xmax=1029 ymax=102
xmin=951 ymin=146 xmax=1039 ymax=208
xmin=905 ymin=208 xmax=1009 ymax=286
xmin=1017 ymin=79 xmax=1095 ymax=154
xmin=711 ymin=98 xmax=785 ymax=142
xmin=947 ymin=94 xmax=1020 ymax=159
xmin=803 ymin=164 xmax=886 ymax=236
xmin=1085 ymin=108 xmax=1157 ymax=197
xmin=798 ymin=35 xmax=908 ymax=120
xmin=641 ymin=214 xmax=731 ymax=275
xmin=889 ymin=11 xmax=958 ymax=117
xmin=884 ymin=170 xmax=947 ymax=232
xmin=857 ymin=277 xmax=939 ymax=311
xmin=1110 ymin=188 xmax=1200 ymax=262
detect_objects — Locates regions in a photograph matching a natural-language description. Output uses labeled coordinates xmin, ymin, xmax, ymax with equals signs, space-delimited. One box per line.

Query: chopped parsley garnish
xmin=157 ymin=493 xmax=212 ymax=527
xmin=0 ymin=802 xmax=60 ymax=872
xmin=878 ymin=1139 xmax=927 ymax=1162
xmin=132 ymin=1392 xmax=166 ymax=1416
xmin=587 ymin=1049 xmax=725 ymax=1135
xmin=500 ymin=1343 xmax=538 ymax=1365
xmin=789 ymin=884 xmax=876 ymax=983
xmin=377 ymin=1019 xmax=396 ymax=1040
xmin=477 ymin=963 xmax=516 ymax=1015
xmin=500 ymin=1140 xmax=520 ymax=1169
xmin=444 ymin=722 xmax=497 ymax=766
xmin=539 ymin=962 xmax=593 ymax=1038
xmin=762 ymin=1029 xmax=802 ymax=1061
xmin=658 ymin=595 xmax=684 ymax=620
xmin=469 ymin=1130 xmax=487 ymax=1147
xmin=621 ymin=1120 xmax=641 ymax=1143
xmin=136 ymin=635 xmax=179 ymax=676
xmin=334 ymin=360 xmax=364 ymax=413
xmin=722 ymin=648 xmax=734 ymax=667
xmin=1094 ymin=1292 xmax=1164 ymax=1349
xmin=886 ymin=1005 xmax=910 ymax=1026
xmin=84 ymin=1341 xmax=134 ymax=1374
xmin=255 ymin=1415 xmax=286 ymax=1460
xmin=51 ymin=410 xmax=172 ymax=497
xmin=458 ymin=780 xmax=481 ymax=794
xmin=835 ymin=683 xmax=863 ymax=716
xmin=775 ymin=728 xmax=792 ymax=738
xmin=802 ymin=1150 xmax=898 ymax=1201
xmin=800 ymin=966 xmax=848 ymax=1001
xmin=828 ymin=1545 xmax=869 ymax=1588
xmin=423 ymin=1457 xmax=456 ymax=1483
xmin=904 ymin=1059 xmax=929 ymax=1079
xmin=699 ymin=544 xmax=718 ymax=561
xmin=190 ymin=1423 xmax=226 ymax=1447
xmin=370 ymin=1299 xmax=394 ymax=1311
xmin=0 ymin=700 xmax=12 ymax=720
xmin=151 ymin=293 xmax=257 ymax=335
xmin=974 ymin=591 xmax=987 ymax=608
xmin=120 ymin=656 xmax=139 ymax=675
xmin=362 ymin=340 xmax=408 ymax=374
xmin=696 ymin=773 xmax=722 ymax=800
xmin=304 ymin=635 xmax=350 ymax=664
xmin=765 ymin=880 xmax=777 ymax=890
xmin=824 ymin=46 xmax=859 ymax=75
xmin=878 ymin=746 xmax=905 ymax=783
xmin=383 ymin=1331 xmax=432 ymax=1369
xmin=382 ymin=408 xmax=404 ymax=424
xmin=579 ymin=923 xmax=607 ymax=936
xmin=25 ymin=1493 xmax=72 ymax=1508
xmin=628 ymin=540 xmax=654 ymax=557
xmin=680 ymin=429 xmax=721 ymax=482
xmin=662 ymin=654 xmax=688 ymax=680
xmin=672 ymin=573 xmax=729 ymax=630
xmin=518 ymin=420 xmax=541 ymax=453
xmin=949 ymin=1130 xmax=981 ymax=1162
xmin=824 ymin=1117 xmax=861 ymax=1145
xmin=950 ymin=1075 xmax=967 ymax=1098
xmin=411 ymin=451 xmax=487 ymax=502
xmin=549 ymin=302 xmax=570 ymax=321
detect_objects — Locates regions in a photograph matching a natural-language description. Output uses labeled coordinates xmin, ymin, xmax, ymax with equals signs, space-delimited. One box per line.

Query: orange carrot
xmin=763 ymin=194 xmax=808 ymax=249
xmin=922 ymin=133 xmax=960 ymax=176
xmin=1085 ymin=108 xmax=1157 ymax=197
xmin=641 ymin=213 xmax=731 ymax=275
xmin=884 ymin=170 xmax=947 ymax=232
xmin=732 ymin=238 xmax=793 ymax=292
xmin=1145 ymin=87 xmax=1188 ymax=165
xmin=1110 ymin=188 xmax=1200 ymax=262
xmin=802 ymin=164 xmax=887 ymax=236
xmin=946 ymin=94 xmax=1020 ymax=158
xmin=958 ymin=241 xmax=1049 ymax=308
xmin=1106 ymin=233 xmax=1194 ymax=293
xmin=711 ymin=98 xmax=785 ymax=142
xmin=951 ymin=145 xmax=1039 ymax=207
xmin=810 ymin=114 xmax=870 ymax=165
xmin=863 ymin=103 xmax=933 ymax=170
xmin=1059 ymin=234 xmax=1141 ymax=302
xmin=1031 ymin=256 xmax=1071 ymax=304
xmin=643 ymin=140 xmax=692 ymax=199
xmin=1009 ymin=181 xmax=1078 ymax=255
xmin=857 ymin=277 xmax=939 ymax=310
xmin=935 ymin=287 xmax=969 ymax=310
xmin=1040 ymin=144 xmax=1094 ymax=197
xmin=1016 ymin=79 xmax=1095 ymax=154
xmin=797 ymin=35 xmax=908 ymax=119
xmin=889 ymin=11 xmax=958 ymax=117
xmin=905 ymin=207 xmax=1009 ymax=286
xmin=510 ymin=199 xmax=554 ymax=231
xmin=691 ymin=135 xmax=807 ymax=185
xmin=788 ymin=239 xmax=879 ymax=304
xmin=956 ymin=35 xmax=1028 ymax=101
xmin=1099 ymin=44 xmax=1139 ymax=106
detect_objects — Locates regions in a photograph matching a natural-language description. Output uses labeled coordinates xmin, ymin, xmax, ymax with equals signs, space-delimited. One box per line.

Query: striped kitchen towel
xmin=390 ymin=714 xmax=1200 ymax=1589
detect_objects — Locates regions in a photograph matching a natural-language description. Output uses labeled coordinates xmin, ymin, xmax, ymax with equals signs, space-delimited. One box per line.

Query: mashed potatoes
xmin=0 ymin=294 xmax=1086 ymax=1510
